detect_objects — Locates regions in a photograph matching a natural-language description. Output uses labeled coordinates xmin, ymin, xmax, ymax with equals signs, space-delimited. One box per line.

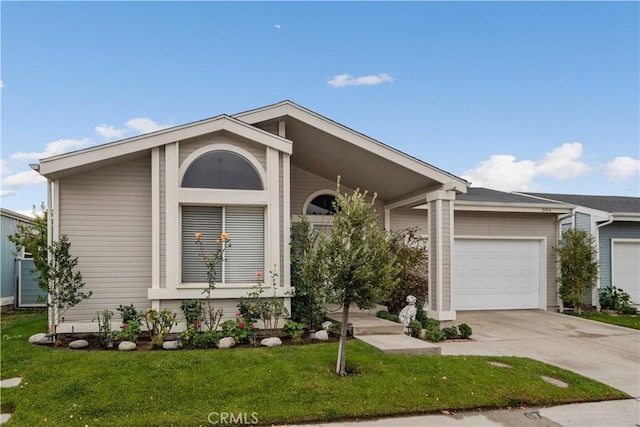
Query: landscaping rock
xmin=118 ymin=341 xmax=137 ymax=351
xmin=0 ymin=377 xmax=22 ymax=388
xmin=313 ymin=330 xmax=329 ymax=341
xmin=261 ymin=337 xmax=282 ymax=347
xmin=487 ymin=361 xmax=512 ymax=369
xmin=28 ymin=333 xmax=50 ymax=345
xmin=540 ymin=375 xmax=569 ymax=388
xmin=162 ymin=340 xmax=180 ymax=350
xmin=69 ymin=339 xmax=89 ymax=349
xmin=321 ymin=321 xmax=333 ymax=331
xmin=218 ymin=337 xmax=236 ymax=348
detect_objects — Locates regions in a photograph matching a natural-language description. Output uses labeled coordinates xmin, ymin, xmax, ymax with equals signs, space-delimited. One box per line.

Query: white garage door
xmin=612 ymin=240 xmax=640 ymax=305
xmin=453 ymin=239 xmax=542 ymax=310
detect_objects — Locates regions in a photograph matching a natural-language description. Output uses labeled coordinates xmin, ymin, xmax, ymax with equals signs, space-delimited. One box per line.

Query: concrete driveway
xmin=438 ymin=310 xmax=640 ymax=398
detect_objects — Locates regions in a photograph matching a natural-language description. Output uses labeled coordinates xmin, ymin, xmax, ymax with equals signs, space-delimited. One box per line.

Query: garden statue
xmin=398 ymin=295 xmax=417 ymax=334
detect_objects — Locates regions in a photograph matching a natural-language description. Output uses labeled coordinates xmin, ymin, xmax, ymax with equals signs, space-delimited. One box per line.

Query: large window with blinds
xmin=182 ymin=206 xmax=265 ymax=284
xmin=180 ymin=149 xmax=266 ymax=285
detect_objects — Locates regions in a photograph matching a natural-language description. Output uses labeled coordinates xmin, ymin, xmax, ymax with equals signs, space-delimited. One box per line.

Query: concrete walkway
xmin=325 ymin=312 xmax=441 ymax=355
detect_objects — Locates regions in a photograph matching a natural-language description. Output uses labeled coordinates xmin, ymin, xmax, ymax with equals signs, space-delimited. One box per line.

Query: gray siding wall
xmin=390 ymin=208 xmax=428 ymax=233
xmin=575 ymin=212 xmax=591 ymax=233
xmin=598 ymin=221 xmax=640 ymax=288
xmin=455 ymin=211 xmax=560 ymax=310
xmin=59 ymin=156 xmax=152 ymax=321
xmin=1 ymin=214 xmax=25 ymax=300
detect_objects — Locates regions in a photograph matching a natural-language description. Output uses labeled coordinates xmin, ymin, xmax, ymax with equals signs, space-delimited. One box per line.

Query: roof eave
xmin=38 ymin=115 xmax=292 ymax=178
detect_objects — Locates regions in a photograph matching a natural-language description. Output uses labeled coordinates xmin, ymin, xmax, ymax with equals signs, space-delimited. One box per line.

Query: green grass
xmin=1 ymin=310 xmax=629 ymax=426
xmin=569 ymin=311 xmax=640 ymax=330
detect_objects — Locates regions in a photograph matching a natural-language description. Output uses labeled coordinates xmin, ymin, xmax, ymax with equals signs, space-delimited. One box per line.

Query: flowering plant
xmin=238 ymin=268 xmax=288 ymax=336
xmin=143 ymin=307 xmax=179 ymax=348
xmin=220 ymin=316 xmax=255 ymax=344
xmin=116 ymin=319 xmax=142 ymax=342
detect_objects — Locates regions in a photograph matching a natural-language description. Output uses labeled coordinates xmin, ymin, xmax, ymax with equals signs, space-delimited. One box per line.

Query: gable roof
xmin=523 ymin=193 xmax=640 ymax=214
xmin=37 ymin=100 xmax=468 ymax=203
xmin=38 ymin=114 xmax=292 ymax=179
xmin=452 ymin=187 xmax=573 ymax=213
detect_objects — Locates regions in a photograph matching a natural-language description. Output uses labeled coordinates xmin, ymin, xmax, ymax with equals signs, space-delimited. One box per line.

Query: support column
xmin=426 ymin=189 xmax=456 ymax=321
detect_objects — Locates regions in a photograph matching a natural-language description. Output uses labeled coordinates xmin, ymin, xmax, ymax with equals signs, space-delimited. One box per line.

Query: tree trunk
xmin=336 ymin=302 xmax=350 ymax=376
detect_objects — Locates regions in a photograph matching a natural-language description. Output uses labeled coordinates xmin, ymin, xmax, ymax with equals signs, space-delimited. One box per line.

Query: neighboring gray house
xmin=1 ymin=208 xmax=45 ymax=311
xmin=524 ymin=193 xmax=640 ymax=307
xmin=34 ymin=101 xmax=575 ymax=332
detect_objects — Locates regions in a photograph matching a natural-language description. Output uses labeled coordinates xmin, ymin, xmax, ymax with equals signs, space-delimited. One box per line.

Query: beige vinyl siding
xmin=442 ymin=200 xmax=452 ymax=311
xmin=390 ymin=207 xmax=428 ymax=233
xmin=178 ymin=133 xmax=266 ymax=172
xmin=429 ymin=205 xmax=438 ymax=308
xmin=454 ymin=211 xmax=560 ymax=310
xmin=253 ymin=121 xmax=279 ymax=136
xmin=58 ymin=156 xmax=152 ymax=322
xmin=290 ymin=166 xmax=385 ymax=226
xmin=160 ymin=299 xmax=249 ymax=324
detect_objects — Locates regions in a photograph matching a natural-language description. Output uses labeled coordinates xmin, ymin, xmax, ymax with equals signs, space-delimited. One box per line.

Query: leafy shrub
xmin=408 ymin=320 xmax=422 ymax=337
xmin=327 ymin=322 xmax=341 ymax=338
xmin=458 ymin=323 xmax=472 ymax=339
xmin=117 ymin=304 xmax=141 ymax=324
xmin=384 ymin=228 xmax=428 ymax=314
xmin=220 ymin=318 xmax=254 ymax=344
xmin=143 ymin=308 xmax=179 ymax=348
xmin=192 ymin=330 xmax=220 ymax=348
xmin=376 ymin=310 xmax=400 ymax=323
xmin=283 ymin=320 xmax=305 ymax=341
xmin=600 ymin=286 xmax=636 ymax=313
xmin=556 ymin=228 xmax=598 ymax=313
xmin=422 ymin=317 xmax=440 ymax=331
xmin=180 ymin=300 xmax=204 ymax=327
xmin=442 ymin=325 xmax=459 ymax=339
xmin=116 ymin=320 xmax=142 ymax=342
xmin=426 ymin=329 xmax=446 ymax=342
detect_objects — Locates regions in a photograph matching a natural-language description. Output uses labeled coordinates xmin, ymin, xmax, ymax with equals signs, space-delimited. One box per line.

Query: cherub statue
xmin=398 ymin=295 xmax=417 ymax=334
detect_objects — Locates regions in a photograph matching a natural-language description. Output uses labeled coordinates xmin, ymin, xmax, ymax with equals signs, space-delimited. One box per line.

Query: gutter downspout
xmin=594 ymin=214 xmax=615 ymax=311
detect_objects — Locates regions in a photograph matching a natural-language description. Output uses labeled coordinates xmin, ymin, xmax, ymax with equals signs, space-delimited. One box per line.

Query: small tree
xmin=556 ymin=228 xmax=598 ymax=314
xmin=290 ymin=215 xmax=326 ymax=330
xmin=8 ymin=203 xmax=48 ymax=282
xmin=45 ymin=235 xmax=93 ymax=334
xmin=303 ymin=180 xmax=398 ymax=376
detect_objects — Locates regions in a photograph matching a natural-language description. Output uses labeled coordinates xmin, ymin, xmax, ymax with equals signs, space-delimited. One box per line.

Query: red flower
xmin=121 ymin=324 xmax=128 ymax=329
xmin=256 ymin=271 xmax=263 ymax=278
xmin=235 ymin=312 xmax=242 ymax=318
xmin=238 ymin=322 xmax=245 ymax=329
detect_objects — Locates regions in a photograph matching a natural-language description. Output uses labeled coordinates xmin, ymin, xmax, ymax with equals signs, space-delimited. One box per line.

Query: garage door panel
xmin=612 ymin=241 xmax=640 ymax=305
xmin=454 ymin=239 xmax=541 ymax=310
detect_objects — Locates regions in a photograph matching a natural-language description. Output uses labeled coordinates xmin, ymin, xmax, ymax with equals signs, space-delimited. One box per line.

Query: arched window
xmin=182 ymin=150 xmax=263 ymax=190
xmin=306 ymin=193 xmax=337 ymax=215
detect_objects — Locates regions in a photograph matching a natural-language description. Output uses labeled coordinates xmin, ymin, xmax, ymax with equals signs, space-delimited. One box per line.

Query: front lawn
xmin=568 ymin=311 xmax=640 ymax=330
xmin=1 ymin=311 xmax=628 ymax=426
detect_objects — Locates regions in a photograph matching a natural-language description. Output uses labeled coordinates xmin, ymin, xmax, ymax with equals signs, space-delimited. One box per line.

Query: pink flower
xmin=256 ymin=271 xmax=263 ymax=278
xmin=238 ymin=322 xmax=245 ymax=329
xmin=121 ymin=324 xmax=128 ymax=329
xmin=235 ymin=312 xmax=242 ymax=318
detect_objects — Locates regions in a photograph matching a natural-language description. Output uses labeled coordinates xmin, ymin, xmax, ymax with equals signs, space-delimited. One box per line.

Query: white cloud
xmin=603 ymin=156 xmax=640 ymax=181
xmin=0 ymin=80 xmax=4 ymax=89
xmin=95 ymin=124 xmax=125 ymax=139
xmin=0 ymin=189 xmax=16 ymax=198
xmin=462 ymin=155 xmax=538 ymax=192
xmin=0 ymin=159 xmax=10 ymax=176
xmin=95 ymin=117 xmax=169 ymax=141
xmin=274 ymin=24 xmax=281 ymax=29
xmin=536 ymin=142 xmax=590 ymax=180
xmin=328 ymin=73 xmax=394 ymax=87
xmin=11 ymin=138 xmax=91 ymax=162
xmin=1 ymin=170 xmax=47 ymax=187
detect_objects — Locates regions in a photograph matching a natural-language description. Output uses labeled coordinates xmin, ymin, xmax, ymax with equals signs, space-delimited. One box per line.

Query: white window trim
xmin=302 ymin=189 xmax=338 ymax=217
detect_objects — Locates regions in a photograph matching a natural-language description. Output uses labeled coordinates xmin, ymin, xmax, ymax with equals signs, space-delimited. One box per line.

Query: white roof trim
xmin=413 ymin=200 xmax=573 ymax=214
xmin=1 ymin=207 xmax=35 ymax=222
xmin=39 ymin=115 xmax=292 ymax=177
xmin=234 ymin=101 xmax=467 ymax=189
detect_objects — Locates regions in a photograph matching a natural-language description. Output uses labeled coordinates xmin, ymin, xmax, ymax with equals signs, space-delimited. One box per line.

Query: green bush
xmin=192 ymin=330 xmax=221 ymax=348
xmin=327 ymin=322 xmax=341 ymax=338
xmin=408 ymin=320 xmax=422 ymax=337
xmin=458 ymin=323 xmax=472 ymax=339
xmin=180 ymin=300 xmax=204 ymax=326
xmin=283 ymin=320 xmax=305 ymax=341
xmin=600 ymin=286 xmax=636 ymax=314
xmin=426 ymin=329 xmax=446 ymax=342
xmin=422 ymin=317 xmax=440 ymax=331
xmin=376 ymin=310 xmax=400 ymax=323
xmin=442 ymin=325 xmax=459 ymax=339
xmin=220 ymin=318 xmax=254 ymax=344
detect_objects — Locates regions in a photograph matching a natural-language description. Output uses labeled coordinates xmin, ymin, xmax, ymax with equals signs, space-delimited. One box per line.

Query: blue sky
xmin=2 ymin=1 xmax=639 ymax=215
